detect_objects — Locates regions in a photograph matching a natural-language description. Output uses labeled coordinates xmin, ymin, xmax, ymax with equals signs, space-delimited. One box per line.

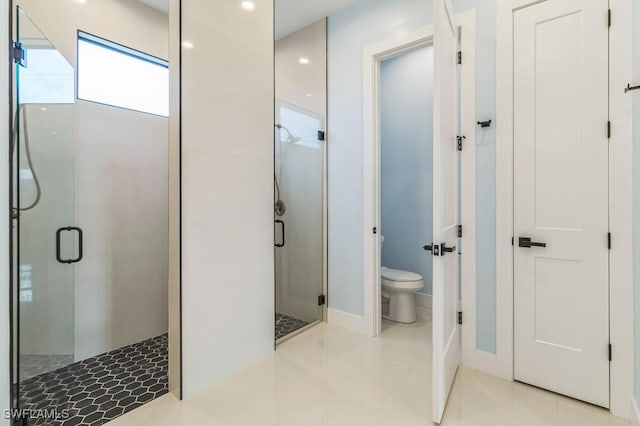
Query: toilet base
xmin=382 ymin=291 xmax=417 ymax=324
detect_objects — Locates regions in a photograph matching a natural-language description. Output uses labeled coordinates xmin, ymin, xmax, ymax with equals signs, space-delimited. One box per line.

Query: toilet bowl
xmin=381 ymin=267 xmax=423 ymax=324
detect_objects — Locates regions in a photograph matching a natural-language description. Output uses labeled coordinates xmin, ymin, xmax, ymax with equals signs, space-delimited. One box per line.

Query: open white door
xmin=432 ymin=0 xmax=460 ymax=423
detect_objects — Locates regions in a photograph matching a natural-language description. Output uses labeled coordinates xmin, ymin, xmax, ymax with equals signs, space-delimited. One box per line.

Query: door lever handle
xmin=441 ymin=243 xmax=456 ymax=254
xmin=518 ymin=237 xmax=546 ymax=248
xmin=423 ymin=244 xmax=439 ymax=256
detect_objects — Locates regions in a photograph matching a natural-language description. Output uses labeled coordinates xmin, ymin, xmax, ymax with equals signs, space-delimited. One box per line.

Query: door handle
xmin=518 ymin=237 xmax=546 ymax=248
xmin=275 ymin=220 xmax=285 ymax=248
xmin=423 ymin=244 xmax=439 ymax=256
xmin=441 ymin=243 xmax=457 ymax=254
xmin=56 ymin=227 xmax=83 ymax=264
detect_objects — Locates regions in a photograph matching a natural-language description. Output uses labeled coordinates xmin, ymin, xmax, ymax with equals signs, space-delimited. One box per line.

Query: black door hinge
xmin=607 ymin=121 xmax=611 ymax=139
xmin=458 ymin=225 xmax=463 ymax=238
xmin=12 ymin=41 xmax=27 ymax=67
xmin=317 ymin=130 xmax=325 ymax=141
xmin=457 ymin=51 xmax=462 ymax=65
xmin=318 ymin=294 xmax=326 ymax=306
xmin=457 ymin=135 xmax=466 ymax=151
xmin=608 ymin=232 xmax=612 ymax=250
xmin=457 ymin=311 xmax=463 ymax=325
xmin=608 ymin=9 xmax=612 ymax=27
xmin=609 ymin=343 xmax=612 ymax=361
xmin=373 ymin=227 xmax=377 ymax=235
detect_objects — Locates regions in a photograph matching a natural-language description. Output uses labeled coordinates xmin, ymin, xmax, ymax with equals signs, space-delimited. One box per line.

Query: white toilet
xmin=381 ymin=266 xmax=423 ymax=324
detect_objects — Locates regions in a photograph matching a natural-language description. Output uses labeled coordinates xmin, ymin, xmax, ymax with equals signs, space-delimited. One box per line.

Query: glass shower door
xmin=274 ymin=102 xmax=325 ymax=342
xmin=13 ymin=6 xmax=77 ymax=413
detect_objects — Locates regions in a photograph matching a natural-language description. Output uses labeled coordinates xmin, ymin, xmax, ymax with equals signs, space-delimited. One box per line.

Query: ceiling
xmin=135 ymin=0 xmax=361 ymax=39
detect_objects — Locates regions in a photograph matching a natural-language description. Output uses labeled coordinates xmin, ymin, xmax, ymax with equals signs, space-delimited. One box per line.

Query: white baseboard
xmin=632 ymin=396 xmax=640 ymax=425
xmin=327 ymin=308 xmax=368 ymax=334
xmin=415 ymin=292 xmax=432 ymax=310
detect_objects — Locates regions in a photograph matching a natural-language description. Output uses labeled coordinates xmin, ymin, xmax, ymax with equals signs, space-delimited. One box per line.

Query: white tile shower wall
xmin=179 ymin=0 xmax=275 ymax=398
xmin=18 ymin=105 xmax=75 ymax=357
xmin=275 ymin=21 xmax=327 ymax=323
xmin=74 ymin=101 xmax=168 ymax=361
xmin=15 ymin=0 xmax=170 ymax=362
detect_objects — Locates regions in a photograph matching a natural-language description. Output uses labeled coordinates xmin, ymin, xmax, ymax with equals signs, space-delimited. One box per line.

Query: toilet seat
xmin=381 ymin=267 xmax=423 ymax=290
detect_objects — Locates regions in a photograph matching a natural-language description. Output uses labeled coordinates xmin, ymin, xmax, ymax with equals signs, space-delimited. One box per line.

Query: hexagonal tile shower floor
xmin=19 ymin=334 xmax=168 ymax=426
xmin=275 ymin=313 xmax=309 ymax=341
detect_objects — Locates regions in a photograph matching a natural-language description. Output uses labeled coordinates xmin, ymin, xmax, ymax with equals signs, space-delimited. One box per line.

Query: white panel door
xmin=513 ymin=0 xmax=609 ymax=408
xmin=432 ymin=0 xmax=460 ymax=422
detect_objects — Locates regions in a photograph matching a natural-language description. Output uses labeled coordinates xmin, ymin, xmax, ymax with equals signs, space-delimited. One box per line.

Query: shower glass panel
xmin=274 ymin=102 xmax=325 ymax=341
xmin=13 ymin=6 xmax=77 ymax=404
xmin=11 ymin=4 xmax=170 ymax=424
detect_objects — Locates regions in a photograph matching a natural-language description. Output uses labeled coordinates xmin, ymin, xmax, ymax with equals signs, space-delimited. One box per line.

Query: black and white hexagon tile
xmin=275 ymin=313 xmax=309 ymax=341
xmin=19 ymin=334 xmax=168 ymax=426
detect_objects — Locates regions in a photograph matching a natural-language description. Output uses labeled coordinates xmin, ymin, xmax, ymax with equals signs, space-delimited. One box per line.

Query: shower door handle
xmin=275 ymin=220 xmax=285 ymax=248
xmin=56 ymin=227 xmax=83 ymax=264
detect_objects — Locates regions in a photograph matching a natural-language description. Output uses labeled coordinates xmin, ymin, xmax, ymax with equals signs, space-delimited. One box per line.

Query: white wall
xmin=74 ymin=101 xmax=168 ymax=361
xmin=178 ymin=0 xmax=275 ymax=398
xmin=18 ymin=105 xmax=75 ymax=358
xmin=275 ymin=21 xmax=326 ymax=323
xmin=380 ymin=45 xmax=433 ymax=294
xmin=276 ymin=20 xmax=327 ymax=114
xmin=1 ymin=1 xmax=12 ymax=421
xmin=633 ymin=0 xmax=640 ymax=412
xmin=327 ymin=0 xmax=432 ymax=316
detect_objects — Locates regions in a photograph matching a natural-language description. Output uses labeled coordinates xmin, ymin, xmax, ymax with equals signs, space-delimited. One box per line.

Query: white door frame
xmin=362 ymin=10 xmax=476 ymax=337
xmin=496 ymin=0 xmax=634 ymax=419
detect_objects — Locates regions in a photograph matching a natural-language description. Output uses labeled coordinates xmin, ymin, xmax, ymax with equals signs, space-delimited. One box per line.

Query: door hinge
xmin=373 ymin=227 xmax=377 ymax=235
xmin=457 ymin=311 xmax=463 ymax=325
xmin=458 ymin=225 xmax=463 ymax=238
xmin=317 ymin=130 xmax=325 ymax=141
xmin=608 ymin=232 xmax=612 ymax=250
xmin=609 ymin=343 xmax=612 ymax=361
xmin=457 ymin=51 xmax=462 ymax=65
xmin=12 ymin=41 xmax=26 ymax=67
xmin=608 ymin=9 xmax=612 ymax=28
xmin=457 ymin=135 xmax=466 ymax=151
xmin=607 ymin=121 xmax=611 ymax=139
xmin=512 ymin=237 xmax=514 ymax=246
xmin=318 ymin=294 xmax=326 ymax=306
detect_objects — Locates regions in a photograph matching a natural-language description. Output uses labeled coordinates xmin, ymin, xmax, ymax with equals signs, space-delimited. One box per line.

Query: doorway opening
xmin=378 ymin=44 xmax=434 ymax=334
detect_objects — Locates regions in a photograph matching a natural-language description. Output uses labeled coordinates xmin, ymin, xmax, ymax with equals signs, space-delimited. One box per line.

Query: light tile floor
xmin=107 ymin=311 xmax=633 ymax=426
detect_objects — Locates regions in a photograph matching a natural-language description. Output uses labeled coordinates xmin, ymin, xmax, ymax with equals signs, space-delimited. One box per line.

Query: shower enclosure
xmin=11 ymin=6 xmax=169 ymax=425
xmin=274 ymin=19 xmax=327 ymax=343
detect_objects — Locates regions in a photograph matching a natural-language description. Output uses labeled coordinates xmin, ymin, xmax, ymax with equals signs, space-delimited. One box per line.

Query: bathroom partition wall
xmin=274 ymin=20 xmax=327 ymax=341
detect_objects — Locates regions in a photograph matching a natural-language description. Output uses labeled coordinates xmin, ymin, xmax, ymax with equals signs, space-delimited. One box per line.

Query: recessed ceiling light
xmin=40 ymin=107 xmax=47 ymax=111
xmin=306 ymin=93 xmax=312 ymax=97
xmin=241 ymin=1 xmax=255 ymax=11
xmin=72 ymin=0 xmax=86 ymax=4
xmin=182 ymin=41 xmax=194 ymax=49
xmin=298 ymin=57 xmax=310 ymax=65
